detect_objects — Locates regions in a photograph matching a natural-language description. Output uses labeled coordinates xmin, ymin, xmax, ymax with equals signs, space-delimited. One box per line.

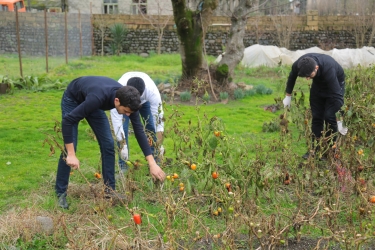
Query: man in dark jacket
xmin=282 ymin=53 xmax=347 ymax=159
xmin=56 ymin=76 xmax=166 ymax=209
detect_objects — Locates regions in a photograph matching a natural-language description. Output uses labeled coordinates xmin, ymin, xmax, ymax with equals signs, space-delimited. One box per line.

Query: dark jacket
xmin=62 ymin=76 xmax=152 ymax=156
xmin=286 ymin=53 xmax=345 ymax=99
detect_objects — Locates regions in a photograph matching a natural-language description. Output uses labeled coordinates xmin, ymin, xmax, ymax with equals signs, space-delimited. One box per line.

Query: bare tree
xmin=215 ymin=0 xmax=253 ymax=83
xmin=271 ymin=14 xmax=296 ymax=49
xmin=93 ymin=15 xmax=111 ymax=56
xmin=138 ymin=0 xmax=172 ymax=55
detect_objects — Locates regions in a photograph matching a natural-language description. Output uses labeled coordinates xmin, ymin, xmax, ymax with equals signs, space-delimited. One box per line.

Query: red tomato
xmin=133 ymin=214 xmax=142 ymax=225
xmin=212 ymin=172 xmax=219 ymax=179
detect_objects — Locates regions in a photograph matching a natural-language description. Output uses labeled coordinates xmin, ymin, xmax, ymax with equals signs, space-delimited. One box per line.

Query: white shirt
xmin=110 ymin=72 xmax=164 ymax=142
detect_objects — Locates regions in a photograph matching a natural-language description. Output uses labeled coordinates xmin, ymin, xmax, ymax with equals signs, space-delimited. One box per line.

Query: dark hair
xmin=115 ymin=86 xmax=142 ymax=112
xmin=297 ymin=57 xmax=317 ymax=77
xmin=127 ymin=77 xmax=146 ymax=96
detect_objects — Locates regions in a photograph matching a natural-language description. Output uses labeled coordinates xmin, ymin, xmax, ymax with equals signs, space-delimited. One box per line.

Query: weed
xmin=180 ymin=91 xmax=191 ymax=102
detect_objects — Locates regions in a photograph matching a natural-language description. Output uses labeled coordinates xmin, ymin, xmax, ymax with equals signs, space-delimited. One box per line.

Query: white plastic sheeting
xmin=216 ymin=44 xmax=375 ymax=69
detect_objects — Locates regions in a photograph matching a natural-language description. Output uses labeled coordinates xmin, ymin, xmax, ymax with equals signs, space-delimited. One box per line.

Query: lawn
xmin=1 ymin=53 xmax=375 ymax=249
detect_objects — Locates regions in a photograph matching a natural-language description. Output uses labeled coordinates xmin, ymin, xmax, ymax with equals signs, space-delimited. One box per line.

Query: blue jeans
xmin=118 ymin=101 xmax=157 ymax=170
xmin=55 ymin=92 xmax=116 ymax=195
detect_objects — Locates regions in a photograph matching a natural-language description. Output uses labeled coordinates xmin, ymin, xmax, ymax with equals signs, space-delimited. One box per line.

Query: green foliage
xmin=215 ymin=63 xmax=229 ymax=83
xmin=244 ymin=89 xmax=256 ymax=96
xmin=202 ymin=91 xmax=210 ymax=102
xmin=233 ymin=88 xmax=245 ymax=99
xmin=262 ymin=118 xmax=280 ymax=132
xmin=219 ymin=91 xmax=228 ymax=100
xmin=180 ymin=91 xmax=191 ymax=102
xmin=255 ymin=84 xmax=273 ymax=95
xmin=109 ymin=23 xmax=127 ymax=56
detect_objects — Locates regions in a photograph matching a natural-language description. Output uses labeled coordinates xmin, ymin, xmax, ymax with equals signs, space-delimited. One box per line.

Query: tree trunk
xmin=216 ymin=0 xmax=252 ymax=83
xmin=171 ymin=0 xmax=217 ymax=79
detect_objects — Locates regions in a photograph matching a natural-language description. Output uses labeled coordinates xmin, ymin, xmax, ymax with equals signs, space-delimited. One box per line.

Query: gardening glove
xmin=283 ymin=95 xmax=292 ymax=107
xmin=120 ymin=145 xmax=129 ymax=161
xmin=337 ymin=121 xmax=348 ymax=135
xmin=159 ymin=145 xmax=165 ymax=157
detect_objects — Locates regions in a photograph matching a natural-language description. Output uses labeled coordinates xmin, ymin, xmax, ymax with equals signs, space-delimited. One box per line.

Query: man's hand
xmin=149 ymin=163 xmax=166 ymax=182
xmin=66 ymin=155 xmax=80 ymax=170
xmin=337 ymin=121 xmax=348 ymax=135
xmin=120 ymin=145 xmax=129 ymax=161
xmin=283 ymin=95 xmax=292 ymax=107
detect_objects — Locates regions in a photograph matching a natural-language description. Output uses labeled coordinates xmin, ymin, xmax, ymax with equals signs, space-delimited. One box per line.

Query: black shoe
xmin=57 ymin=192 xmax=69 ymax=209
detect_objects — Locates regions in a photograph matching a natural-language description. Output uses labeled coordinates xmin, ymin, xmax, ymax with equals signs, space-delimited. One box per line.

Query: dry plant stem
xmin=200 ymin=14 xmax=217 ymax=101
xmin=60 ymin=214 xmax=76 ymax=248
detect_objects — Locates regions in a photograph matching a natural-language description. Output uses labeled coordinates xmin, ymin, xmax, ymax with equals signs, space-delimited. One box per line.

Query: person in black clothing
xmin=282 ymin=53 xmax=348 ymax=159
xmin=56 ymin=76 xmax=166 ymax=209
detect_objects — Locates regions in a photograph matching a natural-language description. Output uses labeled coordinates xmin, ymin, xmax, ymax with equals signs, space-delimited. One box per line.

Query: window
xmin=104 ymin=0 xmax=118 ymax=14
xmin=0 ymin=4 xmax=8 ymax=11
xmin=132 ymin=0 xmax=147 ymax=15
xmin=15 ymin=0 xmax=24 ymax=10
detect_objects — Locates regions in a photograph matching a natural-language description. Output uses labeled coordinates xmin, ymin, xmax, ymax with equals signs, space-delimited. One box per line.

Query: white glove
xmin=337 ymin=121 xmax=348 ymax=135
xmin=120 ymin=145 xmax=129 ymax=160
xmin=283 ymin=95 xmax=292 ymax=107
xmin=159 ymin=145 xmax=165 ymax=156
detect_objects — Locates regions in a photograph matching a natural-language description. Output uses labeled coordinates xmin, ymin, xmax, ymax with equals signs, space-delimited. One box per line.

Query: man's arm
xmin=65 ymin=143 xmax=80 ymax=169
xmin=130 ymin=112 xmax=165 ymax=181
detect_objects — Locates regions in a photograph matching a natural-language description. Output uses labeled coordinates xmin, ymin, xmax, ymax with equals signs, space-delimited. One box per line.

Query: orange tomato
xmin=94 ymin=173 xmax=101 ymax=179
xmin=190 ymin=163 xmax=197 ymax=170
xmin=214 ymin=131 xmax=221 ymax=137
xmin=179 ymin=186 xmax=184 ymax=192
xmin=212 ymin=172 xmax=219 ymax=179
xmin=370 ymin=196 xmax=375 ymax=203
xmin=133 ymin=214 xmax=142 ymax=225
xmin=225 ymin=183 xmax=231 ymax=192
xmin=173 ymin=173 xmax=179 ymax=179
xmin=213 ymin=210 xmax=219 ymax=216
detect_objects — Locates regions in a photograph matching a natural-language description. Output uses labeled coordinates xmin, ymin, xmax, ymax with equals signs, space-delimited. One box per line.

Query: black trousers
xmin=309 ymin=82 xmax=345 ymax=140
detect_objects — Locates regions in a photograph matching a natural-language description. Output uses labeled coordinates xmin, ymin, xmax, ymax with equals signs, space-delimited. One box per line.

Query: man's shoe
xmin=57 ymin=192 xmax=69 ymax=209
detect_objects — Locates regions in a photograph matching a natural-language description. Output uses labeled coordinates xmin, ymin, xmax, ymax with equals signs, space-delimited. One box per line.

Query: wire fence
xmin=0 ymin=10 xmax=92 ymax=77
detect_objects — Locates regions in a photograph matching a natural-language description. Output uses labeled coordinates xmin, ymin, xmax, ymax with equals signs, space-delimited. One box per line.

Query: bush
xmin=255 ymin=84 xmax=273 ymax=95
xmin=234 ymin=88 xmax=245 ymax=100
xmin=202 ymin=91 xmax=210 ymax=102
xmin=244 ymin=89 xmax=256 ymax=97
xmin=109 ymin=23 xmax=127 ymax=56
xmin=219 ymin=92 xmax=228 ymax=100
xmin=180 ymin=91 xmax=191 ymax=102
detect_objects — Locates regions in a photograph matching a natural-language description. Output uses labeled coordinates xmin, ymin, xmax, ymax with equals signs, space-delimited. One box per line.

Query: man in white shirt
xmin=111 ymin=72 xmax=164 ymax=172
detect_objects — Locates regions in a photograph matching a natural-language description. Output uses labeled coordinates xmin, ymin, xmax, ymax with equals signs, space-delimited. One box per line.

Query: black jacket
xmin=62 ymin=76 xmax=152 ymax=156
xmin=286 ymin=53 xmax=345 ymax=99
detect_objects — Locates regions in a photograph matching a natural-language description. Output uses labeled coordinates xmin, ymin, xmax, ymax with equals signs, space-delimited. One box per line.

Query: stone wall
xmin=0 ymin=12 xmax=371 ymax=57
xmin=92 ymin=13 xmax=370 ymax=56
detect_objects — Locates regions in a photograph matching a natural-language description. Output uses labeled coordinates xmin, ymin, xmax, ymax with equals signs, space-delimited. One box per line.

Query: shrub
xmin=255 ymin=84 xmax=273 ymax=95
xmin=153 ymin=78 xmax=163 ymax=85
xmin=245 ymin=89 xmax=256 ymax=97
xmin=234 ymin=88 xmax=245 ymax=100
xmin=219 ymin=92 xmax=228 ymax=100
xmin=180 ymin=91 xmax=191 ymax=102
xmin=202 ymin=91 xmax=210 ymax=102
xmin=109 ymin=23 xmax=127 ymax=56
